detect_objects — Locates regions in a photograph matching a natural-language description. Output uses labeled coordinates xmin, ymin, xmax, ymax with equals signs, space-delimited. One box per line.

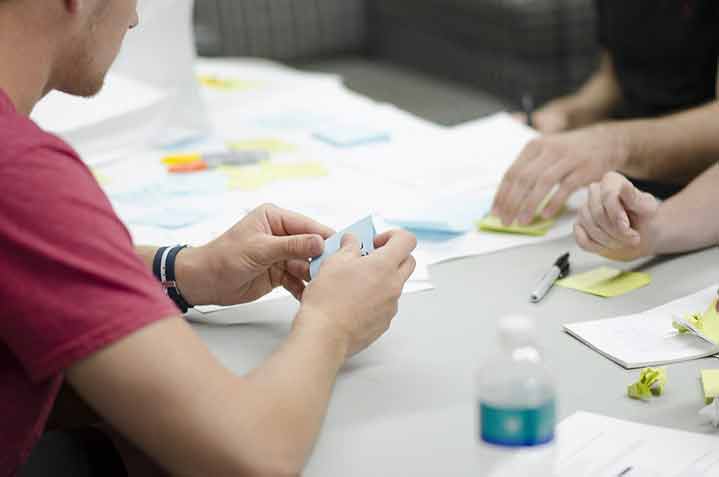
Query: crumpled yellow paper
xmin=628 ymin=367 xmax=667 ymax=401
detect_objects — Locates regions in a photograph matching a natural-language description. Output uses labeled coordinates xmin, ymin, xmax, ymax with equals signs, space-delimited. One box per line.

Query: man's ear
xmin=64 ymin=0 xmax=80 ymax=14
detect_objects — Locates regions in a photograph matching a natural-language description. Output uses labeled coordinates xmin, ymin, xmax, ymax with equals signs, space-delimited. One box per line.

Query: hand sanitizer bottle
xmin=476 ymin=315 xmax=557 ymax=476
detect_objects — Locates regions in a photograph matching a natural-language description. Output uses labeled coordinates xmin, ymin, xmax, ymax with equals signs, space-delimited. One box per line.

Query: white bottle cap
xmin=498 ymin=315 xmax=537 ymax=346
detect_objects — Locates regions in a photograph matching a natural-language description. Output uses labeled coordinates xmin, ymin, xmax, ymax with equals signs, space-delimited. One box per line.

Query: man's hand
xmin=296 ymin=230 xmax=417 ymax=357
xmin=492 ymin=124 xmax=629 ymax=226
xmin=176 ymin=204 xmax=334 ymax=306
xmin=574 ymin=172 xmax=659 ymax=261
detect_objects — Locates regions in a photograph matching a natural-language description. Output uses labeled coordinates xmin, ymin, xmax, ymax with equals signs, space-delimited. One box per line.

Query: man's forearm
xmin=553 ymin=51 xmax=622 ymax=129
xmin=226 ymin=313 xmax=347 ymax=475
xmin=617 ymin=101 xmax=719 ymax=183
xmin=650 ymin=163 xmax=719 ymax=255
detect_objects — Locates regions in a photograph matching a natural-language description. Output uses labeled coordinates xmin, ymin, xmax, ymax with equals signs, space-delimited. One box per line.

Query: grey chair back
xmin=194 ymin=0 xmax=368 ymax=59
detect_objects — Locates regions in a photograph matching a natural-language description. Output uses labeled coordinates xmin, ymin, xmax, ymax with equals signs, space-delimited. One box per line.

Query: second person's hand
xmin=492 ymin=124 xmax=630 ymax=226
xmin=574 ymin=172 xmax=659 ymax=261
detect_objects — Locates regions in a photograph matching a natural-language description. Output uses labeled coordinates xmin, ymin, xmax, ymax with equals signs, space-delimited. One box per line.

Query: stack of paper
xmin=564 ymin=286 xmax=719 ymax=368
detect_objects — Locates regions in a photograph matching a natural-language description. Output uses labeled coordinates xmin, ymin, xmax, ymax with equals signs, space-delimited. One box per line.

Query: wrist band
xmin=152 ymin=245 xmax=193 ymax=313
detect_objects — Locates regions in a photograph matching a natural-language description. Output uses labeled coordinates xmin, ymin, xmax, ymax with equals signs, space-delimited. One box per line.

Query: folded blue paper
xmin=310 ymin=216 xmax=376 ymax=280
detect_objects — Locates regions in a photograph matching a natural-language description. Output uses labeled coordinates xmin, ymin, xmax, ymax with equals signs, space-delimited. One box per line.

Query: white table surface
xmin=192 ymin=236 xmax=719 ymax=476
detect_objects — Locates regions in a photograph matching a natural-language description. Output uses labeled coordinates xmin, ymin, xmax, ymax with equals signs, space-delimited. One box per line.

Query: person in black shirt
xmin=492 ymin=0 xmax=719 ymax=227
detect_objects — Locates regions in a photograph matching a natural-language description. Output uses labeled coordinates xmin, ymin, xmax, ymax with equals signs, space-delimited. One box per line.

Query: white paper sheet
xmin=189 ymin=280 xmax=434 ymax=325
xmin=564 ymin=285 xmax=719 ymax=369
xmin=549 ymin=412 xmax=719 ymax=476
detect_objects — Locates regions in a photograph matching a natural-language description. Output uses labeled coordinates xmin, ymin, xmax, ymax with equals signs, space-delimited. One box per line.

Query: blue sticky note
xmin=310 ymin=216 xmax=376 ymax=280
xmin=131 ymin=208 xmax=209 ymax=229
xmin=386 ymin=193 xmax=492 ymax=234
xmin=313 ymin=125 xmax=391 ymax=148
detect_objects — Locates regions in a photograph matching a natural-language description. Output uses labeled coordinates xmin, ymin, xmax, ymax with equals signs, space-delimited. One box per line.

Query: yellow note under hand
xmin=477 ymin=214 xmax=556 ymax=237
xmin=557 ymin=266 xmax=651 ymax=298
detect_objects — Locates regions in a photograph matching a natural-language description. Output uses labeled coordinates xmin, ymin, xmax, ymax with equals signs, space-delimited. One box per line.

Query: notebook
xmin=564 ymin=285 xmax=719 ymax=369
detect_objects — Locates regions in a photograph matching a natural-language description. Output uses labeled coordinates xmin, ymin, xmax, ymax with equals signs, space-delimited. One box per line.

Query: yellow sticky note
xmin=557 ymin=266 xmax=651 ymax=298
xmin=477 ymin=214 xmax=556 ymax=236
xmin=227 ymin=139 xmax=296 ymax=154
xmin=220 ymin=161 xmax=328 ymax=191
xmin=198 ymin=75 xmax=260 ymax=91
xmin=91 ymin=169 xmax=110 ymax=186
xmin=701 ymin=369 xmax=719 ymax=405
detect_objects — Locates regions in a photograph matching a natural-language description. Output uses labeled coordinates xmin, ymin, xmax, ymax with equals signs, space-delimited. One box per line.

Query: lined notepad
xmin=564 ymin=285 xmax=719 ymax=369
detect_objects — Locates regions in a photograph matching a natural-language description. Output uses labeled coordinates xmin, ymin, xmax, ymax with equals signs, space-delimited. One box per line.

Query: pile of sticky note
xmin=477 ymin=214 xmax=556 ymax=236
xmin=699 ymin=369 xmax=719 ymax=428
xmin=673 ymin=299 xmax=719 ymax=345
xmin=628 ymin=367 xmax=667 ymax=401
xmin=557 ymin=266 xmax=651 ymax=298
xmin=219 ymin=161 xmax=328 ymax=191
xmin=701 ymin=369 xmax=719 ymax=405
xmin=477 ymin=199 xmax=563 ymax=237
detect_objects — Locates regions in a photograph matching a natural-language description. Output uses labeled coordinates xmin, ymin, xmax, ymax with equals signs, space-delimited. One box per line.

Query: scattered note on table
xmin=227 ymin=138 xmax=297 ymax=154
xmin=701 ymin=369 xmax=719 ymax=405
xmin=557 ymin=266 xmax=651 ymax=298
xmin=310 ymin=216 xmax=376 ymax=280
xmin=627 ymin=367 xmax=666 ymax=400
xmin=130 ymin=208 xmax=211 ymax=229
xmin=198 ymin=75 xmax=261 ymax=91
xmin=91 ymin=169 xmax=110 ymax=185
xmin=313 ymin=124 xmax=391 ymax=148
xmin=386 ymin=193 xmax=492 ymax=235
xmin=219 ymin=161 xmax=328 ymax=191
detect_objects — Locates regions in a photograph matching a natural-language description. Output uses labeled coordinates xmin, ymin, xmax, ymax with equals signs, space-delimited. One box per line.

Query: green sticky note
xmin=557 ymin=266 xmax=651 ymax=298
xmin=702 ymin=369 xmax=719 ymax=405
xmin=628 ymin=367 xmax=666 ymax=401
xmin=477 ymin=214 xmax=556 ymax=237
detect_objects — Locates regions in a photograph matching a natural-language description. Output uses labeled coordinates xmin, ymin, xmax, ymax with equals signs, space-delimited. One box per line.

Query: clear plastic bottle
xmin=476 ymin=316 xmax=557 ymax=477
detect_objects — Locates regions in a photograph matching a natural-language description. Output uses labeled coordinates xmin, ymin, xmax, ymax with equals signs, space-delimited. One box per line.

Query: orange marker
xmin=168 ymin=160 xmax=208 ymax=173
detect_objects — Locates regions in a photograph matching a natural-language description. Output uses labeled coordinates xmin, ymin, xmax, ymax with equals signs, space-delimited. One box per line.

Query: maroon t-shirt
xmin=0 ymin=89 xmax=178 ymax=476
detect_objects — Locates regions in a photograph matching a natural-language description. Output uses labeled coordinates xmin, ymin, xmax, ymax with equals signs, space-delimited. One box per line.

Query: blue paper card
xmin=310 ymin=216 xmax=376 ymax=280
xmin=313 ymin=125 xmax=391 ymax=148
